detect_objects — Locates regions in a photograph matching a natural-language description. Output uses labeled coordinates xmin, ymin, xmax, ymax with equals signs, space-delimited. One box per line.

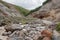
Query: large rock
xmin=0 ymin=35 xmax=8 ymax=40
xmin=5 ymin=24 xmax=25 ymax=32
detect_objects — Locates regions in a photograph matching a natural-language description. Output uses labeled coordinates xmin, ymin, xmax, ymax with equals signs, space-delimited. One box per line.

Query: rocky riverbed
xmin=0 ymin=19 xmax=60 ymax=40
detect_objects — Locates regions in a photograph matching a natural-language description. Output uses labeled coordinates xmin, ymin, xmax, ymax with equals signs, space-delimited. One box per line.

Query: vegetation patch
xmin=14 ymin=5 xmax=30 ymax=16
xmin=56 ymin=23 xmax=60 ymax=31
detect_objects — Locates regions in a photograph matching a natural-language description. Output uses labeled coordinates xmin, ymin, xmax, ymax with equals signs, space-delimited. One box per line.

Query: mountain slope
xmin=0 ymin=0 xmax=30 ymax=25
xmin=28 ymin=0 xmax=60 ymax=22
xmin=0 ymin=1 xmax=30 ymax=16
xmin=14 ymin=5 xmax=30 ymax=16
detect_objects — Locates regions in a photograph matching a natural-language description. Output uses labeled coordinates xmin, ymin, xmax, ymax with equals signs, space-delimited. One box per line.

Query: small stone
xmin=25 ymin=36 xmax=33 ymax=40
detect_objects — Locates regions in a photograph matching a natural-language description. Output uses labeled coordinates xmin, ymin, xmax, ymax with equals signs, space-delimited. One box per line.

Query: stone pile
xmin=0 ymin=20 xmax=60 ymax=40
xmin=4 ymin=23 xmax=46 ymax=40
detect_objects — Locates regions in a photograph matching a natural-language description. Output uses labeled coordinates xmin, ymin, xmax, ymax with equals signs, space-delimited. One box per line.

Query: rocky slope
xmin=0 ymin=19 xmax=60 ymax=40
xmin=0 ymin=0 xmax=60 ymax=40
xmin=0 ymin=19 xmax=54 ymax=40
xmin=29 ymin=0 xmax=60 ymax=22
xmin=0 ymin=0 xmax=23 ymax=24
xmin=0 ymin=0 xmax=31 ymax=25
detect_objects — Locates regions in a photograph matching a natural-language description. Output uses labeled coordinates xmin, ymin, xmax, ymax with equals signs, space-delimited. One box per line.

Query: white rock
xmin=22 ymin=29 xmax=27 ymax=32
xmin=0 ymin=35 xmax=8 ymax=40
xmin=42 ymin=20 xmax=53 ymax=25
xmin=0 ymin=27 xmax=5 ymax=35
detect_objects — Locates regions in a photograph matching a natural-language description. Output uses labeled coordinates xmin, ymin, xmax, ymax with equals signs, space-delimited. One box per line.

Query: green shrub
xmin=56 ymin=23 xmax=60 ymax=31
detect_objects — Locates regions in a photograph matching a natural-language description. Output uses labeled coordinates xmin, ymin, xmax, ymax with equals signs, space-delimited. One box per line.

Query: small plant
xmin=56 ymin=23 xmax=60 ymax=31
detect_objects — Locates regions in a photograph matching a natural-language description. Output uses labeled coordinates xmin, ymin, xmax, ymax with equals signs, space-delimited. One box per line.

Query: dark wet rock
xmin=2 ymin=31 xmax=12 ymax=36
xmin=0 ymin=22 xmax=6 ymax=26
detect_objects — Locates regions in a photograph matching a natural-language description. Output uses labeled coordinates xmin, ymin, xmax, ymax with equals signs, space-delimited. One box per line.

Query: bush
xmin=56 ymin=23 xmax=60 ymax=31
